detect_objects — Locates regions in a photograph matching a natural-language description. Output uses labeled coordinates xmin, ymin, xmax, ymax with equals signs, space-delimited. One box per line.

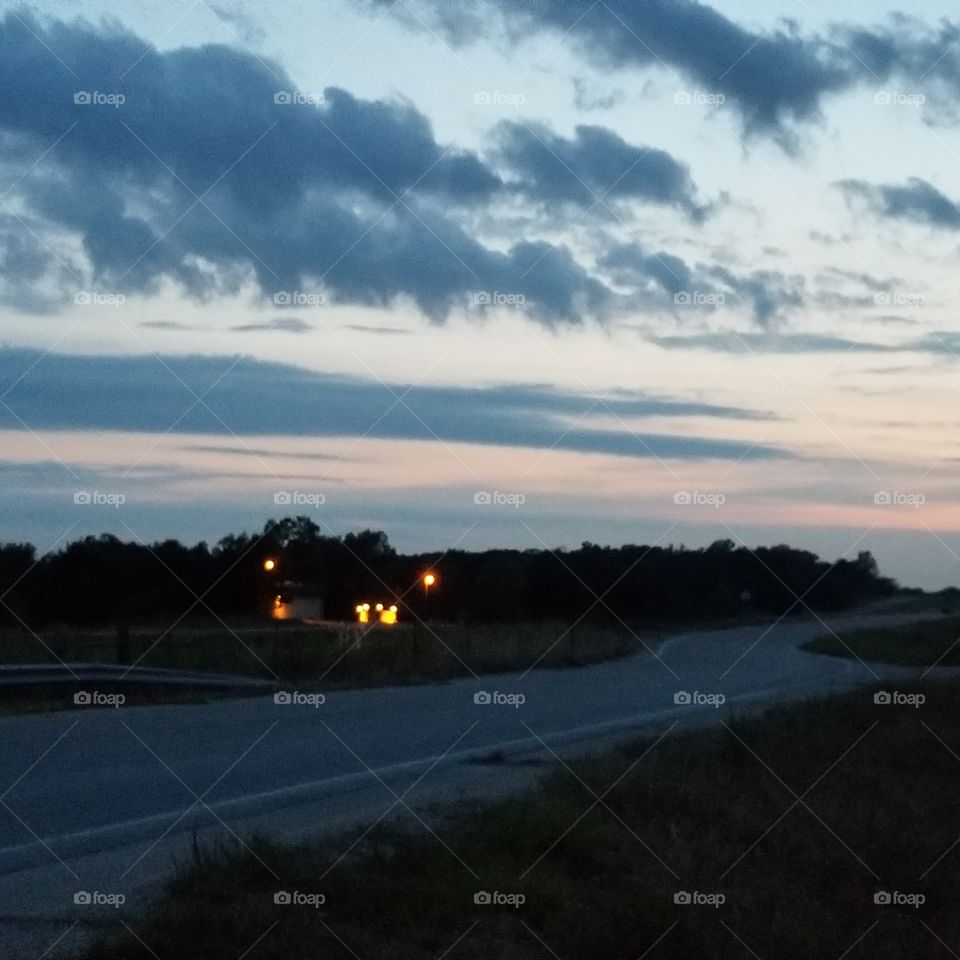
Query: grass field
xmin=804 ymin=616 xmax=960 ymax=667
xmin=868 ymin=589 xmax=960 ymax=616
xmin=0 ymin=619 xmax=646 ymax=688
xmin=79 ymin=680 xmax=960 ymax=960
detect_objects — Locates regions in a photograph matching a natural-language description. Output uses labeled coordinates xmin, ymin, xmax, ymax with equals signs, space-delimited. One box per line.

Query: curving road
xmin=0 ymin=610 xmax=941 ymax=886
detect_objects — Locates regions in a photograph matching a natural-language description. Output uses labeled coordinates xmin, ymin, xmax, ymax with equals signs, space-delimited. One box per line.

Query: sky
xmin=0 ymin=0 xmax=959 ymax=588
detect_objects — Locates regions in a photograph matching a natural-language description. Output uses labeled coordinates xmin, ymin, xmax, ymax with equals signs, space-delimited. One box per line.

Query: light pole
xmin=264 ymin=558 xmax=280 ymax=655
xmin=423 ymin=572 xmax=436 ymax=622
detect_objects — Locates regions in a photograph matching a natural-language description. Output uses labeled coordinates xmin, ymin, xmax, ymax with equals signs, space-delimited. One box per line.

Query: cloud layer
xmin=838 ymin=178 xmax=960 ymax=229
xmin=0 ymin=13 xmax=733 ymax=328
xmin=361 ymin=0 xmax=960 ymax=142
xmin=0 ymin=349 xmax=787 ymax=462
xmin=0 ymin=14 xmax=629 ymax=323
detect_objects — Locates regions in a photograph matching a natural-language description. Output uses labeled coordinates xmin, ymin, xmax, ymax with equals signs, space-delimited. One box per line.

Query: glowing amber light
xmin=379 ymin=604 xmax=398 ymax=625
xmin=423 ymin=573 xmax=436 ymax=587
xmin=271 ymin=594 xmax=291 ymax=620
xmin=263 ymin=559 xmax=276 ymax=571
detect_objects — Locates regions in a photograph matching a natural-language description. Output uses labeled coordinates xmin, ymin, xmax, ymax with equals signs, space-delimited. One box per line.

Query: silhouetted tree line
xmin=0 ymin=518 xmax=896 ymax=629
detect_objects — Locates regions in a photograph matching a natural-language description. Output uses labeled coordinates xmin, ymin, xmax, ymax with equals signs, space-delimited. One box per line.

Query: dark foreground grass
xmin=804 ymin=616 xmax=960 ymax=667
xmin=0 ymin=620 xmax=642 ymax=688
xmin=82 ymin=681 xmax=960 ymax=960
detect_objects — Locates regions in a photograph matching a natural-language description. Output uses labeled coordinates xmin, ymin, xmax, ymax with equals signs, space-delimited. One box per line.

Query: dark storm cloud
xmin=598 ymin=243 xmax=803 ymax=327
xmin=0 ymin=13 xmax=615 ymax=324
xmin=707 ymin=267 xmax=804 ymax=328
xmin=842 ymin=17 xmax=960 ymax=122
xmin=601 ymin=244 xmax=695 ymax=297
xmin=0 ymin=212 xmax=69 ymax=313
xmin=364 ymin=0 xmax=849 ymax=140
xmin=0 ymin=349 xmax=788 ymax=462
xmin=0 ymin=14 xmax=498 ymax=205
xmin=837 ymin=178 xmax=960 ymax=229
xmin=495 ymin=122 xmax=707 ymax=220
xmin=358 ymin=0 xmax=960 ymax=142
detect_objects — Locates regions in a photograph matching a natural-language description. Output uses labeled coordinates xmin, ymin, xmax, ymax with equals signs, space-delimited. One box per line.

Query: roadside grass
xmin=804 ymin=616 xmax=960 ymax=667
xmin=81 ymin=681 xmax=960 ymax=960
xmin=0 ymin=620 xmax=644 ymax=688
xmin=868 ymin=590 xmax=960 ymax=616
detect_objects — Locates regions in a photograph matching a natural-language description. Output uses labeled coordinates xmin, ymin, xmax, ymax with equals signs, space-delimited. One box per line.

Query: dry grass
xmin=804 ymin=616 xmax=960 ymax=667
xmin=79 ymin=680 xmax=960 ymax=960
xmin=0 ymin=619 xmax=646 ymax=688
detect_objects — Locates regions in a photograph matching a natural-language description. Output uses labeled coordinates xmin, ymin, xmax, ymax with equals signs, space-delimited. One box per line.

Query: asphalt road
xmin=0 ymin=610 xmax=940 ymax=883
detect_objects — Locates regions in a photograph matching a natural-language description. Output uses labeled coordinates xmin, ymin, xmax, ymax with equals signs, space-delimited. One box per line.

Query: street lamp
xmin=423 ymin=572 xmax=437 ymax=621
xmin=263 ymin=559 xmax=281 ymax=650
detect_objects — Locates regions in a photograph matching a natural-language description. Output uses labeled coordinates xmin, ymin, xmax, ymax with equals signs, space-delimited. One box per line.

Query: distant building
xmin=271 ymin=582 xmax=325 ymax=621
